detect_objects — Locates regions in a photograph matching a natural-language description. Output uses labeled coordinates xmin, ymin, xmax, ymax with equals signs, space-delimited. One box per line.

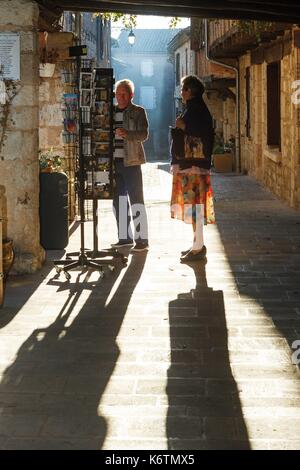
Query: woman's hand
xmin=175 ymin=117 xmax=186 ymax=131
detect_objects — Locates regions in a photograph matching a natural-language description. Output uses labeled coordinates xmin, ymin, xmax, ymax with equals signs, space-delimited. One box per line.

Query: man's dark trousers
xmin=113 ymin=158 xmax=149 ymax=244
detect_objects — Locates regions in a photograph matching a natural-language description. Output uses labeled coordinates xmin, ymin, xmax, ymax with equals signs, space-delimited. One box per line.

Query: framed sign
xmin=0 ymin=33 xmax=20 ymax=80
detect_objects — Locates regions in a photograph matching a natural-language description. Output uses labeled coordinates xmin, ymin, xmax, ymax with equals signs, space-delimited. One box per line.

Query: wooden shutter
xmin=245 ymin=67 xmax=251 ymax=138
xmin=267 ymin=62 xmax=281 ymax=148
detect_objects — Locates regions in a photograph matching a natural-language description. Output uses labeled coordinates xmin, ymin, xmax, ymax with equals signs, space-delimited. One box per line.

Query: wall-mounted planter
xmin=39 ymin=63 xmax=56 ymax=78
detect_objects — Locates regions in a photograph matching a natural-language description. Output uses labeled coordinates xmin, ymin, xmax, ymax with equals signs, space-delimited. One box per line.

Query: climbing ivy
xmin=0 ymin=79 xmax=22 ymax=160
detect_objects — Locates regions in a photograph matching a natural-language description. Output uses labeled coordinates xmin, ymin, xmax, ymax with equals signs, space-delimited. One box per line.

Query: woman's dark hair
xmin=181 ymin=75 xmax=205 ymax=97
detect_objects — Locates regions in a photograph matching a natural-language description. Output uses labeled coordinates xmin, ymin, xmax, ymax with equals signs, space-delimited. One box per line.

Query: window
xmin=245 ymin=67 xmax=251 ymax=138
xmin=140 ymin=86 xmax=156 ymax=109
xmin=141 ymin=60 xmax=153 ymax=77
xmin=175 ymin=53 xmax=180 ymax=86
xmin=267 ymin=62 xmax=281 ymax=148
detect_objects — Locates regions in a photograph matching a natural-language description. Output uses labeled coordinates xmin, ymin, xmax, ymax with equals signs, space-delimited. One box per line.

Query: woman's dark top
xmin=171 ymin=96 xmax=214 ymax=170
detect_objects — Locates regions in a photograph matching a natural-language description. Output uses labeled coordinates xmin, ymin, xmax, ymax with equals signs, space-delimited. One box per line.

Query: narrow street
xmin=0 ymin=163 xmax=300 ymax=449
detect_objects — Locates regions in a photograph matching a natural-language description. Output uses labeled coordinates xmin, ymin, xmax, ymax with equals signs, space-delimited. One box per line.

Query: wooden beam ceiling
xmin=38 ymin=3 xmax=63 ymax=31
xmin=37 ymin=1 xmax=300 ymax=23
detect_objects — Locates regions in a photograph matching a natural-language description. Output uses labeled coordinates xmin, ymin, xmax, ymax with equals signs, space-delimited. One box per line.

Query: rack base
xmin=54 ymin=248 xmax=127 ymax=280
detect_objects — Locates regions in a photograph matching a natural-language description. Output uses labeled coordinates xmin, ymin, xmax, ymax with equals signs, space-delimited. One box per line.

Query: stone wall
xmin=204 ymin=92 xmax=224 ymax=135
xmin=39 ymin=70 xmax=64 ymax=153
xmin=39 ymin=32 xmax=76 ymax=221
xmin=0 ymin=0 xmax=45 ymax=273
xmin=203 ymin=93 xmax=236 ymax=147
xmin=39 ymin=64 xmax=77 ymax=220
xmin=196 ymin=48 xmax=236 ymax=150
xmin=39 ymin=32 xmax=74 ymax=153
xmin=197 ymin=48 xmax=235 ymax=79
xmin=0 ymin=191 xmax=3 ymax=306
xmin=222 ymin=97 xmax=236 ymax=143
xmin=239 ymin=53 xmax=252 ymax=174
xmin=239 ymin=35 xmax=300 ymax=209
xmin=175 ymin=39 xmax=196 ymax=78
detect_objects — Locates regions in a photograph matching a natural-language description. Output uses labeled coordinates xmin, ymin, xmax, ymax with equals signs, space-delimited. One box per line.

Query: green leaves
xmin=234 ymin=20 xmax=275 ymax=42
xmin=93 ymin=12 xmax=137 ymax=29
xmin=39 ymin=148 xmax=63 ymax=171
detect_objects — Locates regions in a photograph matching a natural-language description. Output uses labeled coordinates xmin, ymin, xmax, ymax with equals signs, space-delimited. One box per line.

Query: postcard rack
xmin=80 ymin=67 xmax=115 ymax=200
xmin=53 ymin=59 xmax=127 ymax=280
xmin=61 ymin=62 xmax=78 ymax=221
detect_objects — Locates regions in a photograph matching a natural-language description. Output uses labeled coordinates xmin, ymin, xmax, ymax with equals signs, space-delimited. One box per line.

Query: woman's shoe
xmin=131 ymin=242 xmax=149 ymax=252
xmin=180 ymin=245 xmax=207 ymax=263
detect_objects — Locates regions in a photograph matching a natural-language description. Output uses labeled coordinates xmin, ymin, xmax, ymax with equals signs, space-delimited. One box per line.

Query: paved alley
xmin=0 ymin=163 xmax=300 ymax=450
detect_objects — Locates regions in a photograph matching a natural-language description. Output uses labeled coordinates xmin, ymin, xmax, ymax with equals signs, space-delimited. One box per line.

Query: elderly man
xmin=112 ymin=79 xmax=149 ymax=252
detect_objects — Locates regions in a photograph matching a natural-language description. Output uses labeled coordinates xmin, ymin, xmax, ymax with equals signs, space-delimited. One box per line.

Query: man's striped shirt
xmin=114 ymin=107 xmax=125 ymax=159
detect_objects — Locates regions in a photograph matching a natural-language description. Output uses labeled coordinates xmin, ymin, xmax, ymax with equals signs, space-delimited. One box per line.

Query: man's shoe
xmin=181 ymin=247 xmax=192 ymax=256
xmin=131 ymin=242 xmax=149 ymax=252
xmin=180 ymin=245 xmax=207 ymax=263
xmin=111 ymin=240 xmax=134 ymax=248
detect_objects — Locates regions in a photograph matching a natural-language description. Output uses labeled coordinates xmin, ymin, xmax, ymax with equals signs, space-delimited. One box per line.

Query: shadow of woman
xmin=166 ymin=260 xmax=250 ymax=450
xmin=0 ymin=253 xmax=147 ymax=449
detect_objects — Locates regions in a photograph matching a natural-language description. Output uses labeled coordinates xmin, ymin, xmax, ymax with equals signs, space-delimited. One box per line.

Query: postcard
xmin=80 ymin=72 xmax=92 ymax=90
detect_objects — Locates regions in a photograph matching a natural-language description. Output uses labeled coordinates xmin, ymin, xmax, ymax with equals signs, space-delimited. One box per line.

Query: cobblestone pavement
xmin=1 ymin=164 xmax=300 ymax=450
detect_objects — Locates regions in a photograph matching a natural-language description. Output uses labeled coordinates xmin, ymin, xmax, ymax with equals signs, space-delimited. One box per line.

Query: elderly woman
xmin=170 ymin=75 xmax=215 ymax=262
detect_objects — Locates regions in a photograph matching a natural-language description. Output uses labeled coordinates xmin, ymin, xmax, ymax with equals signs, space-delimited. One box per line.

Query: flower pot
xmin=213 ymin=152 xmax=233 ymax=172
xmin=39 ymin=63 xmax=56 ymax=78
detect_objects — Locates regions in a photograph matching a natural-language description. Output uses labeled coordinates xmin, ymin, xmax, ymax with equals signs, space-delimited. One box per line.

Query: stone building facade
xmin=0 ymin=0 xmax=45 ymax=273
xmin=39 ymin=32 xmax=74 ymax=156
xmin=167 ymin=27 xmax=196 ymax=117
xmin=206 ymin=20 xmax=300 ymax=209
xmin=238 ymin=34 xmax=300 ymax=208
xmin=0 ymin=0 xmax=112 ymax=274
xmin=197 ymin=51 xmax=236 ymax=146
xmin=194 ymin=23 xmax=236 ymax=144
xmin=63 ymin=12 xmax=111 ymax=68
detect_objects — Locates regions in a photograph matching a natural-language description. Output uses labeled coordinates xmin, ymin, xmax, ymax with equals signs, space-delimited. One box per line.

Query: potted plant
xmin=39 ymin=148 xmax=64 ymax=173
xmin=2 ymin=238 xmax=14 ymax=282
xmin=212 ymin=136 xmax=235 ymax=172
xmin=39 ymin=149 xmax=69 ymax=250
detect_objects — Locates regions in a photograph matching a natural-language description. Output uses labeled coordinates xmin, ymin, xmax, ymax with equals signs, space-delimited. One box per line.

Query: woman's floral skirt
xmin=171 ymin=173 xmax=215 ymax=225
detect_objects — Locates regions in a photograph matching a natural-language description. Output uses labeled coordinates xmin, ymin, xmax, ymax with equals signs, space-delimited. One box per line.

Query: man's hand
xmin=175 ymin=117 xmax=186 ymax=131
xmin=115 ymin=127 xmax=128 ymax=139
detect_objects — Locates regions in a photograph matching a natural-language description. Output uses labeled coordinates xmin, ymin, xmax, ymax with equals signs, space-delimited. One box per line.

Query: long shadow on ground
xmin=0 ymin=254 xmax=146 ymax=449
xmin=167 ymin=261 xmax=250 ymax=450
xmin=213 ymin=173 xmax=300 ymax=448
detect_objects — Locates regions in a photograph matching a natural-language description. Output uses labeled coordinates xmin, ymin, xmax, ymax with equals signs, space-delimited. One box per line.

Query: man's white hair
xmin=115 ymin=79 xmax=135 ymax=95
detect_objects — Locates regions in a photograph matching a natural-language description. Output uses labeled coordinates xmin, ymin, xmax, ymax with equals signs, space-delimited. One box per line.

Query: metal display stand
xmin=54 ymin=50 xmax=127 ymax=280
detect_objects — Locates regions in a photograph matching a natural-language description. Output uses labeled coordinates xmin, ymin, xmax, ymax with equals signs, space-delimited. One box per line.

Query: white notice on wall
xmin=0 ymin=33 xmax=20 ymax=80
